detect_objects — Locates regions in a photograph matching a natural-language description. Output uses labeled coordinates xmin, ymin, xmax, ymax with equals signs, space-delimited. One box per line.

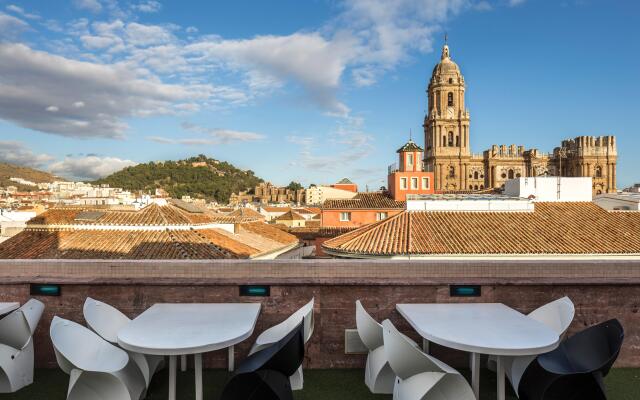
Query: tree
xmin=287 ymin=181 xmax=303 ymax=191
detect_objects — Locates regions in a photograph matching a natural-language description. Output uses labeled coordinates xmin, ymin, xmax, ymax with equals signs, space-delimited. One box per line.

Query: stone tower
xmin=423 ymin=43 xmax=471 ymax=191
xmin=557 ymin=136 xmax=617 ymax=194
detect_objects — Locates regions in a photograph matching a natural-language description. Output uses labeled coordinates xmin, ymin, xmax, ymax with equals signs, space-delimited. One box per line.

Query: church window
xmin=469 ymin=185 xmax=473 ymax=190
xmin=455 ymin=135 xmax=460 ymax=147
xmin=449 ymin=78 xmax=453 ymax=84
xmin=501 ymin=173 xmax=507 ymax=179
xmin=473 ymin=171 xmax=479 ymax=180
xmin=480 ymin=185 xmax=484 ymax=189
xmin=474 ymin=185 xmax=478 ymax=190
xmin=448 ymin=132 xmax=454 ymax=146
xmin=447 ymin=92 xmax=454 ymax=106
xmin=516 ymin=173 xmax=521 ymax=178
xmin=508 ymin=169 xmax=515 ymax=179
xmin=442 ymin=135 xmax=447 ymax=147
xmin=595 ymin=166 xmax=602 ymax=178
xmin=449 ymin=166 xmax=455 ymax=178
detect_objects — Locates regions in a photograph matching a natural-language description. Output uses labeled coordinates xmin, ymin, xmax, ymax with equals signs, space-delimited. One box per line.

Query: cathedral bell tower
xmin=423 ymin=42 xmax=471 ymax=191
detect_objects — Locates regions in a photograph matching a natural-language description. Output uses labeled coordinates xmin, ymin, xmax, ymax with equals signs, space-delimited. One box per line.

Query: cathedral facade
xmin=423 ymin=43 xmax=617 ymax=195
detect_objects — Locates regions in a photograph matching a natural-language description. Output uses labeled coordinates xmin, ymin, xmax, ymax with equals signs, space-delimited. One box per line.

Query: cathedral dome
xmin=431 ymin=44 xmax=462 ymax=80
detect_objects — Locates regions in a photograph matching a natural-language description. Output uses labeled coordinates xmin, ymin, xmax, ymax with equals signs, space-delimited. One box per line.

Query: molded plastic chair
xmin=382 ymin=319 xmax=475 ymax=400
xmin=50 ymin=316 xmax=146 ymax=400
xmin=249 ymin=298 xmax=314 ymax=390
xmin=0 ymin=299 xmax=44 ymax=393
xmin=355 ymin=300 xmax=395 ymax=394
xmin=83 ymin=297 xmax=163 ymax=388
xmin=221 ymin=322 xmax=305 ymax=400
xmin=488 ymin=297 xmax=575 ymax=394
xmin=517 ymin=319 xmax=623 ymax=400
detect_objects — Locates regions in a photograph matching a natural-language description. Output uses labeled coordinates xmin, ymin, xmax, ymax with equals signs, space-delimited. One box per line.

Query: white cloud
xmin=0 ymin=43 xmax=211 ymax=138
xmin=74 ymin=0 xmax=103 ymax=13
xmin=6 ymin=5 xmax=40 ymax=20
xmin=0 ymin=141 xmax=54 ymax=168
xmin=132 ymin=1 xmax=162 ymax=13
xmin=49 ymin=155 xmax=137 ymax=180
xmin=181 ymin=122 xmax=265 ymax=142
xmin=126 ymin=22 xmax=174 ymax=46
xmin=0 ymin=11 xmax=29 ymax=37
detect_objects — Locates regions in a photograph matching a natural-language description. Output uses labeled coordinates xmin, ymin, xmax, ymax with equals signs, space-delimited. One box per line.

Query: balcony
xmin=1 ymin=259 xmax=639 ymax=399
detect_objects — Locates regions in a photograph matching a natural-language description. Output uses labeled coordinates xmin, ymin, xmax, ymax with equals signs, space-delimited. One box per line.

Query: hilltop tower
xmin=423 ymin=43 xmax=471 ymax=191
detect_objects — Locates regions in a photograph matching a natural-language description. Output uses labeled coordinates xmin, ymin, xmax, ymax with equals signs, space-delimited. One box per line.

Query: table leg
xmin=422 ymin=338 xmax=429 ymax=354
xmin=169 ymin=355 xmax=177 ymax=400
xmin=497 ymin=355 xmax=505 ymax=400
xmin=195 ymin=353 xmax=203 ymax=400
xmin=471 ymin=352 xmax=480 ymax=400
xmin=181 ymin=354 xmax=187 ymax=371
xmin=228 ymin=345 xmax=234 ymax=371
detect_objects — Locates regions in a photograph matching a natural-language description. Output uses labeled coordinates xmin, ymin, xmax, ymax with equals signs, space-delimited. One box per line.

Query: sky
xmin=0 ymin=0 xmax=638 ymax=190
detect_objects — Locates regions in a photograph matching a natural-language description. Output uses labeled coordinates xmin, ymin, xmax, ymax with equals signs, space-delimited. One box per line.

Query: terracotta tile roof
xmin=0 ymin=223 xmax=299 ymax=260
xmin=274 ymin=210 xmax=305 ymax=221
xmin=28 ymin=204 xmax=219 ymax=226
xmin=323 ymin=202 xmax=640 ymax=257
xmin=322 ymin=192 xmax=405 ymax=210
xmin=226 ymin=208 xmax=265 ymax=221
xmin=1 ymin=203 xmax=300 ymax=259
xmin=294 ymin=208 xmax=316 ymax=214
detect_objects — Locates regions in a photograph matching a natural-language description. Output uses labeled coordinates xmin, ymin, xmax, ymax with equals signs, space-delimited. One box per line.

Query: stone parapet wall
xmin=1 ymin=259 xmax=639 ymax=369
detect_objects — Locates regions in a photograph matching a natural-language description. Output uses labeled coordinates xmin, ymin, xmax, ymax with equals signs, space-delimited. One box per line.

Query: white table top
xmin=0 ymin=302 xmax=19 ymax=315
xmin=118 ymin=303 xmax=261 ymax=356
xmin=397 ymin=303 xmax=560 ymax=356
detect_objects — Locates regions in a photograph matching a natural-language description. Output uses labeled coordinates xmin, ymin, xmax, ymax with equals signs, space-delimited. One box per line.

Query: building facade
xmin=388 ymin=140 xmax=435 ymax=201
xmin=423 ymin=43 xmax=617 ymax=195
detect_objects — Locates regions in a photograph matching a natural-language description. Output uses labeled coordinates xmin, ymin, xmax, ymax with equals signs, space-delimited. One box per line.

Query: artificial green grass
xmin=1 ymin=368 xmax=638 ymax=400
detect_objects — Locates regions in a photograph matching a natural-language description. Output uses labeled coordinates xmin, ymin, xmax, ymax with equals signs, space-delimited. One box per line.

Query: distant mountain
xmin=0 ymin=162 xmax=62 ymax=191
xmin=94 ymin=154 xmax=263 ymax=203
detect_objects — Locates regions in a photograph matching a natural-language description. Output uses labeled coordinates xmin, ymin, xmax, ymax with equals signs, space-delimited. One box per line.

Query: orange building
xmin=388 ymin=140 xmax=435 ymax=201
xmin=321 ymin=193 xmax=405 ymax=228
xmin=331 ymin=178 xmax=358 ymax=193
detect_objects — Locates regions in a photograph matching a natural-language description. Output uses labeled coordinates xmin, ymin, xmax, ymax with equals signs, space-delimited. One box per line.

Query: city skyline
xmin=0 ymin=0 xmax=638 ymax=189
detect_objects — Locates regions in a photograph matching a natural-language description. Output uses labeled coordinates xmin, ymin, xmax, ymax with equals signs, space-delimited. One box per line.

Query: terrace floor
xmin=2 ymin=368 xmax=639 ymax=400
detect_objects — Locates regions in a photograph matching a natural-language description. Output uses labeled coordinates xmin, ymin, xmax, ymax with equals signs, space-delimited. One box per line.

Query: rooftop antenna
xmin=444 ymin=32 xmax=448 ymax=44
xmin=409 ymin=128 xmax=412 ymax=141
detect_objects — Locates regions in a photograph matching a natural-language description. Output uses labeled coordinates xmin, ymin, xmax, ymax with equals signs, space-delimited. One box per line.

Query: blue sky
xmin=0 ymin=0 xmax=638 ymax=190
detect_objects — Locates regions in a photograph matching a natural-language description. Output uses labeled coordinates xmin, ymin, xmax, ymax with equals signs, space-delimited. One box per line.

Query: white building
xmin=305 ymin=185 xmax=357 ymax=205
xmin=504 ymin=177 xmax=593 ymax=202
xmin=0 ymin=210 xmax=36 ymax=238
xmin=594 ymin=193 xmax=640 ymax=211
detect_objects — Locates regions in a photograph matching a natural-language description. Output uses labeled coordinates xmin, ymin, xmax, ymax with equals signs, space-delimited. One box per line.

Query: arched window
xmin=449 ymin=166 xmax=455 ymax=178
xmin=474 ymin=185 xmax=478 ymax=190
xmin=508 ymin=169 xmax=514 ymax=179
xmin=469 ymin=185 xmax=473 ymax=190
xmin=448 ymin=131 xmax=454 ymax=146
xmin=473 ymin=171 xmax=479 ymax=180
xmin=447 ymin=92 xmax=454 ymax=106
xmin=480 ymin=184 xmax=484 ymax=189
xmin=448 ymin=78 xmax=453 ymax=84
xmin=595 ymin=166 xmax=602 ymax=178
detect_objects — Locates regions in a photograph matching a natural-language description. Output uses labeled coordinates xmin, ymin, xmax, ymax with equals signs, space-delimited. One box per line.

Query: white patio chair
xmin=487 ymin=296 xmax=575 ymax=395
xmin=382 ymin=319 xmax=475 ymax=400
xmin=249 ymin=298 xmax=314 ymax=390
xmin=83 ymin=297 xmax=163 ymax=388
xmin=0 ymin=299 xmax=44 ymax=393
xmin=50 ymin=316 xmax=146 ymax=400
xmin=355 ymin=300 xmax=395 ymax=394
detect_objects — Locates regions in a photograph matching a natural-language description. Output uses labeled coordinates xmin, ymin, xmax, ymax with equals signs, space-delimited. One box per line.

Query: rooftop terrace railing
xmin=1 ymin=258 xmax=639 ymax=370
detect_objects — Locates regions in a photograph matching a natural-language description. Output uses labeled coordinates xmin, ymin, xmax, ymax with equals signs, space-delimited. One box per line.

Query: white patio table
xmin=118 ymin=303 xmax=261 ymax=400
xmin=0 ymin=302 xmax=19 ymax=315
xmin=396 ymin=303 xmax=559 ymax=400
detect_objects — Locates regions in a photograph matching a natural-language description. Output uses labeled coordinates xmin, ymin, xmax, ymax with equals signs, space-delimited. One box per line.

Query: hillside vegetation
xmin=94 ymin=155 xmax=263 ymax=203
xmin=0 ymin=162 xmax=61 ymax=191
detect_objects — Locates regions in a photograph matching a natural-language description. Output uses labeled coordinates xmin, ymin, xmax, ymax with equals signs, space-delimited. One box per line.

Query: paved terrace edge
xmin=1 ymin=259 xmax=640 ymax=285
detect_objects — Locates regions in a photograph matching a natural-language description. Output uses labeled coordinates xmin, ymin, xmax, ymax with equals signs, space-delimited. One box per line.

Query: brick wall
xmin=1 ymin=259 xmax=639 ymax=369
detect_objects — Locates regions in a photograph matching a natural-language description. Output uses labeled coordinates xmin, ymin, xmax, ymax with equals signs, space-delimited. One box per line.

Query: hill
xmin=0 ymin=162 xmax=61 ymax=191
xmin=94 ymin=155 xmax=263 ymax=203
